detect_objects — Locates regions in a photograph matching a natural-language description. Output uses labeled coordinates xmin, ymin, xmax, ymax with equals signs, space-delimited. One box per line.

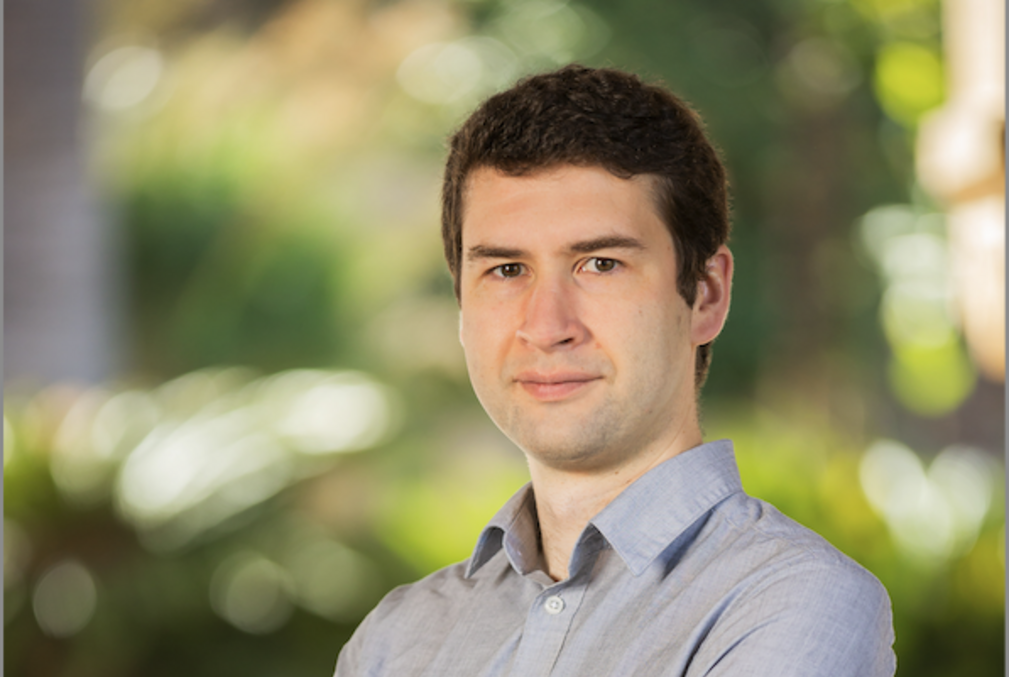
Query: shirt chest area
xmin=382 ymin=547 xmax=725 ymax=677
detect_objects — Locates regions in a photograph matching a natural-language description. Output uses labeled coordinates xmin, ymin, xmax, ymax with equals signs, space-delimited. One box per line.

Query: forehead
xmin=460 ymin=165 xmax=667 ymax=246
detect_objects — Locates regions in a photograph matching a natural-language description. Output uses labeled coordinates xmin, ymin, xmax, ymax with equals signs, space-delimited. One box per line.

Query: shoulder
xmin=693 ymin=495 xmax=895 ymax=676
xmin=334 ymin=560 xmax=474 ymax=676
xmin=723 ymin=494 xmax=893 ymax=627
xmin=365 ymin=560 xmax=476 ymax=626
xmin=713 ymin=493 xmax=877 ymax=577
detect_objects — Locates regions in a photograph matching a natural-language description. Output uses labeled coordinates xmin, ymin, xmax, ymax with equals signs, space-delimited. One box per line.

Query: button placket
xmin=510 ymin=578 xmax=589 ymax=676
xmin=543 ymin=595 xmax=565 ymax=615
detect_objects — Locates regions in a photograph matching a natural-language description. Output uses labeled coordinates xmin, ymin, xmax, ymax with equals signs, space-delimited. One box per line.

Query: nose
xmin=516 ymin=277 xmax=589 ymax=351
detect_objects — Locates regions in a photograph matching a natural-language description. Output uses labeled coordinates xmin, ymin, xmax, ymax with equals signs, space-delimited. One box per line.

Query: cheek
xmin=611 ymin=300 xmax=688 ymax=364
xmin=460 ymin=307 xmax=511 ymax=370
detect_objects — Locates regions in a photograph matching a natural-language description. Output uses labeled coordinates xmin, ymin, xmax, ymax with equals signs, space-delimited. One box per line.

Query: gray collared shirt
xmin=335 ymin=440 xmax=896 ymax=676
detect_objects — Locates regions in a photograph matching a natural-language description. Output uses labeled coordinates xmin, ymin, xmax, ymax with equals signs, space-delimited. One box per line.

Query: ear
xmin=690 ymin=245 xmax=733 ymax=346
xmin=458 ymin=310 xmax=465 ymax=348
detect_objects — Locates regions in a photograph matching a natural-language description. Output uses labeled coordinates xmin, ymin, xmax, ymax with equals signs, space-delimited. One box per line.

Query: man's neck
xmin=528 ymin=423 xmax=703 ymax=581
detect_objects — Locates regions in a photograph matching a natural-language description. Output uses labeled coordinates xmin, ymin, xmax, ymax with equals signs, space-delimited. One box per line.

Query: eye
xmin=492 ymin=263 xmax=525 ymax=278
xmin=581 ymin=257 xmax=619 ymax=274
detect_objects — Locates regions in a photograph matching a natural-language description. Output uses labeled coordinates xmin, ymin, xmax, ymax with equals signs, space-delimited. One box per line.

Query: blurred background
xmin=4 ymin=0 xmax=1004 ymax=674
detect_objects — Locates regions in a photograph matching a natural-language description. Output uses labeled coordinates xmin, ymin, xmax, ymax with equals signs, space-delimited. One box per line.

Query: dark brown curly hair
xmin=441 ymin=64 xmax=730 ymax=387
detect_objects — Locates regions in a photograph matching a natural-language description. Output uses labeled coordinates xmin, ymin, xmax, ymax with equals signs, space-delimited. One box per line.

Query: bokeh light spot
xmin=84 ymin=46 xmax=164 ymax=111
xmin=275 ymin=374 xmax=392 ymax=454
xmin=495 ymin=0 xmax=609 ymax=64
xmin=860 ymin=440 xmax=995 ymax=561
xmin=779 ymin=37 xmax=860 ymax=106
xmin=887 ymin=337 xmax=976 ymax=416
xmin=285 ymin=539 xmax=381 ymax=622
xmin=397 ymin=42 xmax=483 ymax=104
xmin=210 ymin=552 xmax=293 ymax=634
xmin=880 ymin=281 xmax=952 ymax=348
xmin=32 ymin=560 xmax=98 ymax=638
xmin=109 ymin=369 xmax=393 ymax=550
xmin=874 ymin=41 xmax=944 ymax=126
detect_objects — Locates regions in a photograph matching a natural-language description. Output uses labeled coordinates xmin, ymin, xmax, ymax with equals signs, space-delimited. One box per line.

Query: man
xmin=335 ymin=65 xmax=895 ymax=676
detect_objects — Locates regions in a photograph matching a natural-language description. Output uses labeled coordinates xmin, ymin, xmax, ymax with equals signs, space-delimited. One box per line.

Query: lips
xmin=514 ymin=371 xmax=602 ymax=402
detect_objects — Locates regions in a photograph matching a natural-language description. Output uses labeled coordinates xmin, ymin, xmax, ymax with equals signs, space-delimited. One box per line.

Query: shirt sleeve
xmin=332 ymin=573 xmax=461 ymax=677
xmin=689 ymin=559 xmax=896 ymax=677
xmin=333 ymin=608 xmax=373 ymax=677
xmin=333 ymin=584 xmax=409 ymax=677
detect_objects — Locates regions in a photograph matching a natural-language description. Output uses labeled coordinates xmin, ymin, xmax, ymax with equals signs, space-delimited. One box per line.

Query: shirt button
xmin=544 ymin=595 xmax=565 ymax=615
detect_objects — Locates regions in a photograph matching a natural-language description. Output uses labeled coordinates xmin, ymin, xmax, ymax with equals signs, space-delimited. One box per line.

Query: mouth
xmin=514 ymin=372 xmax=602 ymax=402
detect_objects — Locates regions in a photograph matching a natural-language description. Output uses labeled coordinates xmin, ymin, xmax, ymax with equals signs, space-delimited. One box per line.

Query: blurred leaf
xmin=888 ymin=337 xmax=977 ymax=416
xmin=874 ymin=41 xmax=944 ymax=126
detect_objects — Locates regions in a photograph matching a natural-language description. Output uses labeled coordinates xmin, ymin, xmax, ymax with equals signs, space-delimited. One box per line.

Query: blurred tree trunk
xmin=5 ymin=0 xmax=119 ymax=385
xmin=766 ymin=108 xmax=852 ymax=367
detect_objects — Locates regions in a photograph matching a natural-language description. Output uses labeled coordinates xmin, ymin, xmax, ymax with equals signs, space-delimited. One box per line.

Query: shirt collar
xmin=466 ymin=482 xmax=540 ymax=578
xmin=589 ymin=439 xmax=742 ymax=575
xmin=466 ymin=439 xmax=742 ymax=578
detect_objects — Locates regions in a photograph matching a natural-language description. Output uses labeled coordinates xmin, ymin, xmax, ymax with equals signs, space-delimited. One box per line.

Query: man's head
xmin=442 ymin=65 xmax=730 ymax=386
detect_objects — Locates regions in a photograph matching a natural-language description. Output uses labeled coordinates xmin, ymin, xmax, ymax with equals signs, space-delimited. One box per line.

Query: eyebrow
xmin=466 ymin=236 xmax=645 ymax=263
xmin=567 ymin=236 xmax=646 ymax=254
xmin=466 ymin=245 xmax=528 ymax=262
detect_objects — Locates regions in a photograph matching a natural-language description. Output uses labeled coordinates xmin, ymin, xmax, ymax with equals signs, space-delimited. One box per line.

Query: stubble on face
xmin=485 ymin=313 xmax=690 ymax=474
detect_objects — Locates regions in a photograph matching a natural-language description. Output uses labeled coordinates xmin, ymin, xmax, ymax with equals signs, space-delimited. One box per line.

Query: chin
xmin=510 ymin=422 xmax=622 ymax=471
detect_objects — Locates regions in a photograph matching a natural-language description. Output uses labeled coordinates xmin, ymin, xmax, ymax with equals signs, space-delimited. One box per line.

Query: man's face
xmin=458 ymin=164 xmax=703 ymax=473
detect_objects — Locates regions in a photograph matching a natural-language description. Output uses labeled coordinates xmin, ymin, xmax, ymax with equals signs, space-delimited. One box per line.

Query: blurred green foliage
xmin=5 ymin=0 xmax=1003 ymax=675
xmin=127 ymin=169 xmax=353 ymax=373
